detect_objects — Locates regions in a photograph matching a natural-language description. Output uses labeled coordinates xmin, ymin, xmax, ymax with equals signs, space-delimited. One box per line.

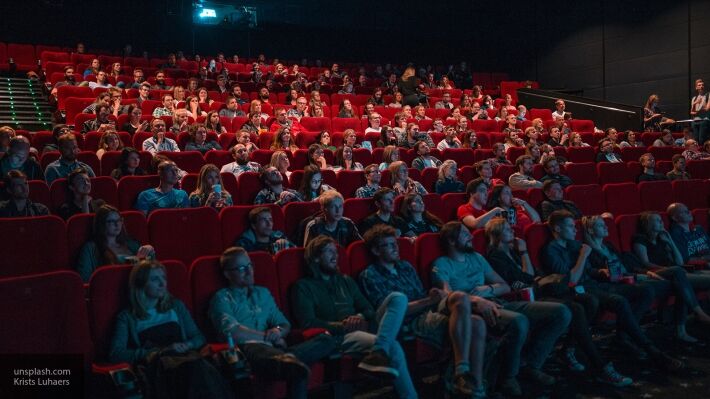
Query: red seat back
xmin=597 ymin=162 xmax=633 ymax=184
xmin=0 ymin=271 xmax=91 ymax=358
xmin=603 ymin=183 xmax=641 ymax=216
xmin=414 ymin=233 xmax=444 ymax=289
xmin=0 ymin=216 xmax=69 ymax=277
xmin=343 ymin=197 xmax=376 ymax=225
xmin=117 ymin=175 xmax=160 ymax=210
xmin=638 ymin=181 xmax=674 ymax=212
xmin=672 ymin=179 xmax=709 ymax=210
xmin=564 ymin=162 xmax=598 ymax=185
xmin=524 ymin=223 xmax=552 ymax=270
xmin=148 ymin=207 xmax=222 ymax=265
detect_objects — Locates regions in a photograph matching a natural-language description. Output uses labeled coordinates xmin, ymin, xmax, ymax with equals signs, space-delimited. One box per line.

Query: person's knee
xmin=448 ymin=291 xmax=470 ymax=313
xmin=609 ymin=294 xmax=632 ymax=313
xmin=508 ymin=313 xmax=530 ymax=338
xmin=555 ymin=304 xmax=573 ymax=326
xmin=385 ymin=291 xmax=408 ymax=311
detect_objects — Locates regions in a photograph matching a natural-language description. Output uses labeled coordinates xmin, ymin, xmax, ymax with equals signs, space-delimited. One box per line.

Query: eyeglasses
xmin=224 ymin=263 xmax=253 ymax=273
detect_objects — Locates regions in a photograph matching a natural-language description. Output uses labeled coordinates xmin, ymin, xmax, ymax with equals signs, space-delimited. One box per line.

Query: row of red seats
xmin=4 ymin=177 xmax=709 ymax=278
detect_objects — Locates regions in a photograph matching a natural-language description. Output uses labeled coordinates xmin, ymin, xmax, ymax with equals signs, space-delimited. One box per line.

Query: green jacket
xmin=291 ymin=260 xmax=375 ymax=336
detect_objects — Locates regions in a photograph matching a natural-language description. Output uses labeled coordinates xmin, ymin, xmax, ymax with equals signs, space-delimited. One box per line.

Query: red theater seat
xmin=343 ymin=197 xmax=376 ymax=225
xmin=0 ymin=271 xmax=91 ymax=357
xmin=564 ymin=162 xmax=598 ymax=185
xmin=638 ymin=181 xmax=673 ymax=212
xmin=117 ymin=175 xmax=160 ymax=210
xmin=672 ymin=179 xmax=709 ymax=210
xmin=414 ymin=233 xmax=444 ymax=288
xmin=603 ymin=183 xmax=641 ymax=216
xmin=565 ymin=184 xmax=605 ymax=216
xmin=597 ymin=162 xmax=633 ymax=185
xmin=0 ymin=215 xmax=69 ymax=277
xmin=148 ymin=207 xmax=222 ymax=265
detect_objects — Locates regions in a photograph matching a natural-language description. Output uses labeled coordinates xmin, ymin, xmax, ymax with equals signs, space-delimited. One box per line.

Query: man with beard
xmin=235 ymin=207 xmax=294 ymax=254
xmin=134 ymin=160 xmax=188 ymax=215
xmin=432 ymin=221 xmax=571 ymax=396
xmin=142 ymin=118 xmax=180 ymax=155
xmin=82 ymin=102 xmax=115 ymax=135
xmin=45 ymin=133 xmax=96 ymax=185
xmin=151 ymin=70 xmax=172 ymax=90
xmin=292 ymin=236 xmax=419 ymax=398
xmin=0 ymin=170 xmax=49 ymax=217
xmin=209 ymin=247 xmax=335 ymax=399
xmin=220 ymin=144 xmax=261 ymax=178
xmin=253 ymin=166 xmax=300 ymax=206
xmin=51 ymin=66 xmax=77 ymax=98
xmin=359 ymin=225 xmax=488 ymax=397
xmin=508 ymin=155 xmax=543 ymax=190
xmin=129 ymin=68 xmax=146 ymax=89
xmin=258 ymin=86 xmax=271 ymax=103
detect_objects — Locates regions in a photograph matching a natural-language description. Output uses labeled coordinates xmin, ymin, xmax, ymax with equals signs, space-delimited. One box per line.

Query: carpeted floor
xmin=348 ymin=319 xmax=710 ymax=399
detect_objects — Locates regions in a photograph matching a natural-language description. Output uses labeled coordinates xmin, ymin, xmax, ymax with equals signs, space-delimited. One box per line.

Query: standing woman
xmin=189 ymin=164 xmax=233 ymax=208
xmin=644 ymin=94 xmax=675 ymax=132
xmin=108 ymin=260 xmax=233 ymax=398
xmin=397 ymin=66 xmax=426 ymax=107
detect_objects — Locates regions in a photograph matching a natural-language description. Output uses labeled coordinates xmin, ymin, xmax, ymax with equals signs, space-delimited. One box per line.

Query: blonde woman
xmin=96 ymin=129 xmax=124 ymax=160
xmin=189 ymin=164 xmax=233 ymax=208
xmin=435 ymin=160 xmax=464 ymax=194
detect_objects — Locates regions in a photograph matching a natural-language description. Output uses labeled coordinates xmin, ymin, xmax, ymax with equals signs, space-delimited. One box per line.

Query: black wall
xmin=3 ymin=1 xmax=708 ymax=120
xmin=525 ymin=0 xmax=710 ymax=120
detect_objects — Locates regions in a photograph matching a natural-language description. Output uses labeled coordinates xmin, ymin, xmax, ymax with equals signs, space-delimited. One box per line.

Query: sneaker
xmin=521 ymin=367 xmax=556 ymax=386
xmin=451 ymin=373 xmax=476 ymax=396
xmin=357 ymin=350 xmax=399 ymax=379
xmin=563 ymin=348 xmax=585 ymax=372
xmin=498 ymin=377 xmax=522 ymax=397
xmin=597 ymin=362 xmax=633 ymax=387
xmin=272 ymin=353 xmax=310 ymax=380
xmin=472 ymin=385 xmax=487 ymax=399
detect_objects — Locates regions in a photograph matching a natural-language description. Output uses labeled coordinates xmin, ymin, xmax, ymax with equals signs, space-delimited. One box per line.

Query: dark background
xmin=2 ymin=0 xmax=708 ymax=119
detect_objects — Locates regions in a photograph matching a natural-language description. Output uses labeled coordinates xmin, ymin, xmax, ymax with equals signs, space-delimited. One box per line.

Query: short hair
xmin=438 ymin=159 xmax=457 ymax=181
xmin=157 ymin=160 xmax=176 ymax=175
xmin=639 ymin=153 xmax=652 ymax=163
xmin=671 ymin=154 xmax=684 ymax=164
xmin=226 ymin=95 xmax=237 ymax=103
xmin=363 ymin=224 xmax=398 ymax=253
xmin=515 ymin=155 xmax=532 ymax=168
xmin=542 ymin=156 xmax=558 ymax=169
xmin=63 ymin=65 xmax=74 ymax=73
xmin=373 ymin=187 xmax=394 ymax=203
xmin=548 ymin=210 xmax=574 ymax=229
xmin=304 ymin=235 xmax=337 ymax=267
xmin=474 ymin=160 xmax=491 ymax=173
xmin=466 ymin=178 xmax=486 ymax=196
xmin=248 ymin=206 xmax=271 ymax=226
xmin=364 ymin=163 xmax=379 ymax=174
xmin=439 ymin=221 xmax=463 ymax=248
xmin=220 ymin=246 xmax=248 ymax=270
xmin=161 ymin=94 xmax=173 ymax=102
xmin=542 ymin=179 xmax=561 ymax=193
xmin=139 ymin=82 xmax=151 ymax=90
xmin=318 ymin=190 xmax=343 ymax=208
xmin=95 ymin=103 xmax=110 ymax=114
xmin=9 ymin=136 xmax=30 ymax=150
xmin=637 ymin=212 xmax=659 ymax=236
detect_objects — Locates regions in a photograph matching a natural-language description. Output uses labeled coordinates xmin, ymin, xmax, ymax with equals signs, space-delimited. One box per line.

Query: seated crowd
xmin=3 ymin=47 xmax=710 ymax=399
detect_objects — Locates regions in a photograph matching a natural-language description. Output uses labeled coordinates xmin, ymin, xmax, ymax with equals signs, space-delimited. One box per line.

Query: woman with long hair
xmin=189 ymin=164 xmax=232 ymax=208
xmin=121 ymin=105 xmax=148 ymax=136
xmin=379 ymin=145 xmax=400 ymax=171
xmin=111 ymin=147 xmax=145 ymax=180
xmin=184 ymin=95 xmax=207 ymax=118
xmin=108 ymin=260 xmax=232 ymax=398
xmin=204 ymin=111 xmax=227 ymax=135
xmin=397 ymin=66 xmax=426 ymax=107
xmin=269 ymin=150 xmax=291 ymax=177
xmin=307 ymin=143 xmax=329 ymax=169
xmin=96 ymin=129 xmax=124 ymax=160
xmin=75 ymin=205 xmax=155 ymax=282
xmin=270 ymin=126 xmax=298 ymax=153
xmin=399 ymin=193 xmax=443 ymax=236
xmin=297 ymin=165 xmax=333 ymax=201
xmin=435 ymin=160 xmax=464 ymax=194
xmin=333 ymin=145 xmax=364 ymax=171
xmin=644 ymin=94 xmax=675 ymax=132
xmin=389 ymin=161 xmax=427 ymax=196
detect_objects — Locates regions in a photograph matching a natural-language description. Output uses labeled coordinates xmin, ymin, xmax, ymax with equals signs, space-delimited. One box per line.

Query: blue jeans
xmin=492 ymin=301 xmax=571 ymax=378
xmin=692 ymin=119 xmax=709 ymax=144
xmin=340 ymin=292 xmax=417 ymax=399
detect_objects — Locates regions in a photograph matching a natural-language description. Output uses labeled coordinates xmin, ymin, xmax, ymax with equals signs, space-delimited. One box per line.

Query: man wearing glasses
xmin=209 ymin=247 xmax=336 ymax=399
xmin=286 ymin=97 xmax=309 ymax=121
xmin=355 ymin=164 xmax=382 ymax=198
xmin=142 ymin=118 xmax=180 ymax=155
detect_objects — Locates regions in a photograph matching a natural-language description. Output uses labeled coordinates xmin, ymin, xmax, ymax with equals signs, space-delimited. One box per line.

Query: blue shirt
xmin=44 ymin=158 xmax=96 ymax=186
xmin=135 ymin=188 xmax=189 ymax=214
xmin=209 ymin=285 xmax=289 ymax=343
xmin=431 ymin=253 xmax=492 ymax=294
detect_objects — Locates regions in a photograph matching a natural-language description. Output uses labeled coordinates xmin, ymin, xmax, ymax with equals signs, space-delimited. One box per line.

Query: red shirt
xmin=457 ymin=203 xmax=486 ymax=227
